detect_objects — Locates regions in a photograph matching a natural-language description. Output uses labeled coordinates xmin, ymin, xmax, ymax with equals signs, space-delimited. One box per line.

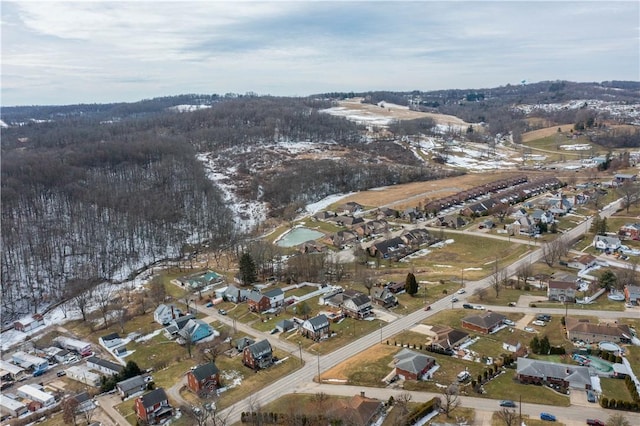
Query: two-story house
xmin=247 ymin=291 xmax=271 ymax=313
xmin=342 ymin=293 xmax=373 ymax=319
xmin=263 ymin=288 xmax=284 ymax=309
xmin=547 ymin=280 xmax=577 ymax=302
xmin=371 ymin=288 xmax=398 ymax=308
xmin=243 ymin=339 xmax=274 ymax=371
xmin=117 ymin=375 xmax=148 ymax=399
xmin=301 ymin=314 xmax=330 ymax=341
xmin=153 ymin=304 xmax=182 ymax=326
xmin=134 ymin=388 xmax=173 ymax=425
xmin=186 ymin=362 xmax=220 ymax=397
xmin=593 ymin=235 xmax=621 ymax=252
xmin=624 ymin=285 xmax=640 ymax=305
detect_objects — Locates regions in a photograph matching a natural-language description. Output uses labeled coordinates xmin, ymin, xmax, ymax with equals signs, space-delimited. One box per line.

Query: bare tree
xmin=441 ymin=383 xmax=461 ymax=418
xmin=62 ymin=396 xmax=79 ymax=425
xmin=198 ymin=330 xmax=231 ymax=364
xmin=495 ymin=408 xmax=519 ymax=426
xmin=515 ymin=261 xmax=532 ymax=289
xmin=78 ymin=402 xmax=97 ymax=425
xmin=617 ymin=181 xmax=640 ymax=213
xmin=474 ymin=287 xmax=487 ymax=301
xmin=94 ymin=286 xmax=114 ymax=329
xmin=70 ymin=280 xmax=93 ymax=322
xmin=606 ymin=413 xmax=631 ymax=426
xmin=149 ymin=276 xmax=167 ymax=306
xmin=392 ymin=392 xmax=412 ymax=426
xmin=541 ymin=240 xmax=560 ymax=267
xmin=490 ymin=259 xmax=507 ymax=298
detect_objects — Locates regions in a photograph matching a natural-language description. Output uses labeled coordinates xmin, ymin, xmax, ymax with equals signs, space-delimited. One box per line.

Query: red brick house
xmin=620 ymin=223 xmax=640 ymax=240
xmin=134 ymin=388 xmax=173 ymax=425
xmin=246 ymin=291 xmax=270 ymax=313
xmin=393 ymin=349 xmax=437 ymax=381
xmin=243 ymin=339 xmax=273 ymax=371
xmin=461 ymin=311 xmax=506 ymax=334
xmin=186 ymin=362 xmax=220 ymax=397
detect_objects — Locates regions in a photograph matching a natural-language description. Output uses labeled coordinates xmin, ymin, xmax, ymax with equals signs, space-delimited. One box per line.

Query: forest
xmin=1 ymin=80 xmax=638 ymax=324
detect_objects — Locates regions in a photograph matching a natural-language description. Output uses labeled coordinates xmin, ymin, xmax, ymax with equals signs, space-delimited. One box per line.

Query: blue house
xmin=178 ymin=318 xmax=217 ymax=343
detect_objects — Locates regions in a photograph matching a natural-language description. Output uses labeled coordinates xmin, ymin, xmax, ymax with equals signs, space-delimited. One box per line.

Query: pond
xmin=276 ymin=227 xmax=324 ymax=247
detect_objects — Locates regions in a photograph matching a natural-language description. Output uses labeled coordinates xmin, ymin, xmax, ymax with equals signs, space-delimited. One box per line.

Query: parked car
xmin=462 ymin=303 xmax=473 ymax=309
xmin=524 ymin=327 xmax=536 ymax=333
xmin=457 ymin=289 xmax=466 ymax=294
xmin=586 ymin=390 xmax=596 ymax=403
xmin=56 ymin=370 xmax=66 ymax=377
xmin=473 ymin=305 xmax=485 ymax=310
xmin=218 ymin=309 xmax=227 ymax=315
xmin=205 ymin=302 xmax=213 ymax=308
xmin=33 ymin=370 xmax=45 ymax=377
xmin=503 ymin=319 xmax=515 ymax=326
xmin=536 ymin=314 xmax=551 ymax=322
xmin=499 ymin=400 xmax=516 ymax=407
xmin=540 ymin=412 xmax=556 ymax=422
xmin=532 ymin=320 xmax=547 ymax=326
xmin=586 ymin=420 xmax=604 ymax=426
xmin=451 ymin=296 xmax=459 ymax=303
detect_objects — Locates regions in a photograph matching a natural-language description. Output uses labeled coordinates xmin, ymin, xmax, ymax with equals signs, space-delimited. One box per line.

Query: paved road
xmin=215 ymin=200 xmax=628 ymax=423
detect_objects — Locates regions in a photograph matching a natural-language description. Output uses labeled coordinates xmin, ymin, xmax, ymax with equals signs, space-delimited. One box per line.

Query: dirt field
xmin=338 ymin=98 xmax=472 ymax=127
xmin=321 ymin=344 xmax=397 ymax=381
xmin=337 ymin=171 xmax=550 ymax=209
xmin=521 ymin=124 xmax=575 ymax=142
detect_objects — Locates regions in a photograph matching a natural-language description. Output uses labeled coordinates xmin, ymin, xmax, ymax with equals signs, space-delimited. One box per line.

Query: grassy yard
xmin=625 ymin=346 xmax=640 ymax=378
xmin=600 ymin=377 xmax=635 ymax=402
xmin=482 ymin=370 xmax=570 ymax=407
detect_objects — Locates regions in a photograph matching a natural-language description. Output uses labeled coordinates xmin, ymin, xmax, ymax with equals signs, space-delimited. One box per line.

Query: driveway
xmin=516 ymin=314 xmax=535 ymax=330
xmin=95 ymin=393 xmax=132 ymax=426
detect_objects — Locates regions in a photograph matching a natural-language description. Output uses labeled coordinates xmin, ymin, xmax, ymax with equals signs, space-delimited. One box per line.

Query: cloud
xmin=1 ymin=1 xmax=638 ymax=105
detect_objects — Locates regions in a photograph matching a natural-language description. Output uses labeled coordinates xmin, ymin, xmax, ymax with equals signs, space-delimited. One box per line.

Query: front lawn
xmin=600 ymin=377 xmax=634 ymax=402
xmin=482 ymin=370 xmax=570 ymax=407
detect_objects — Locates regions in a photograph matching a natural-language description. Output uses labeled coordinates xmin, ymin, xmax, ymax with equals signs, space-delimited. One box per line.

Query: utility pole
xmin=298 ymin=341 xmax=302 ymax=365
xmin=317 ymin=352 xmax=321 ymax=384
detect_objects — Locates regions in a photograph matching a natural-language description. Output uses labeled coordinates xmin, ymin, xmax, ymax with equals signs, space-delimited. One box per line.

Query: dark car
xmin=586 ymin=390 xmax=596 ymax=403
xmin=57 ymin=370 xmax=66 ymax=377
xmin=536 ymin=314 xmax=551 ymax=322
xmin=218 ymin=309 xmax=227 ymax=315
xmin=586 ymin=420 xmax=605 ymax=426
xmin=499 ymin=400 xmax=516 ymax=407
xmin=462 ymin=303 xmax=474 ymax=309
xmin=32 ymin=369 xmax=45 ymax=377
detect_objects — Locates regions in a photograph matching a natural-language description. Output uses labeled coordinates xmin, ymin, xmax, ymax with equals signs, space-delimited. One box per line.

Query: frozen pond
xmin=276 ymin=228 xmax=324 ymax=247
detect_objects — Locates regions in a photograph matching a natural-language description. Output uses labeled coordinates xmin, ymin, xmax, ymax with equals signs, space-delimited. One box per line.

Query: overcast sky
xmin=2 ymin=1 xmax=639 ymax=106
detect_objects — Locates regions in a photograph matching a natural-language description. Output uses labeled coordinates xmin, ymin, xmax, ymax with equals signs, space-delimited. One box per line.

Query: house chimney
xmin=171 ymin=305 xmax=175 ymax=319
xmin=360 ymin=391 xmax=365 ymax=398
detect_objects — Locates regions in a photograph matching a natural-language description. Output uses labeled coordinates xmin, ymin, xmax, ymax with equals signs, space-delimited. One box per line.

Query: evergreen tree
xmin=239 ymin=252 xmax=257 ymax=286
xmin=530 ymin=336 xmax=540 ymax=354
xmin=599 ymin=270 xmax=617 ymax=290
xmin=405 ymin=272 xmax=419 ymax=296
xmin=539 ymin=336 xmax=551 ymax=355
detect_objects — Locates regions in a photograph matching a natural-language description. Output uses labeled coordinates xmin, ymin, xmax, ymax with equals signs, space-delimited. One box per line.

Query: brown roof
xmin=548 ymin=280 xmax=576 ymax=290
xmin=328 ymin=394 xmax=380 ymax=425
xmin=565 ymin=317 xmax=632 ymax=339
xmin=462 ymin=311 xmax=506 ymax=330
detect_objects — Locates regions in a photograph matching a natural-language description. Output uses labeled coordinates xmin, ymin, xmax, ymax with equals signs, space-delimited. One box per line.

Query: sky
xmin=1 ymin=0 xmax=639 ymax=106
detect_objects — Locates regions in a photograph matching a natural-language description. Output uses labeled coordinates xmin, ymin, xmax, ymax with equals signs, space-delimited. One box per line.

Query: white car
xmin=532 ymin=320 xmax=547 ymax=327
xmin=524 ymin=327 xmax=536 ymax=333
xmin=457 ymin=289 xmax=466 ymax=294
xmin=473 ymin=305 xmax=485 ymax=310
xmin=503 ymin=319 xmax=515 ymax=326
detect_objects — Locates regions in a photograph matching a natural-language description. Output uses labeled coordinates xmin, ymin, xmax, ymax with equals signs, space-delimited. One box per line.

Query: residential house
xmin=393 ymin=349 xmax=437 ymax=381
xmin=247 ymin=291 xmax=270 ymax=313
xmin=224 ymin=284 xmax=249 ymax=303
xmin=516 ymin=357 xmax=592 ymax=390
xmin=301 ymin=314 xmax=330 ymax=340
xmin=624 ymin=285 xmax=640 ymax=305
xmin=86 ymin=356 xmax=124 ymax=377
xmin=327 ymin=392 xmax=382 ymax=426
xmin=275 ymin=319 xmax=295 ymax=333
xmin=66 ymin=366 xmax=102 ymax=387
xmin=565 ymin=317 xmax=633 ymax=344
xmin=153 ymin=304 xmax=182 ymax=326
xmin=614 ymin=173 xmax=637 ymax=183
xmin=386 ymin=281 xmax=406 ymax=294
xmin=72 ymin=391 xmax=97 ymax=413
xmin=461 ymin=311 xmax=506 ymax=334
xmin=163 ymin=314 xmax=195 ymax=340
xmin=235 ymin=337 xmax=255 ymax=351
xmin=331 ymin=215 xmax=364 ymax=227
xmin=14 ymin=314 xmax=45 ymax=333
xmin=593 ymin=235 xmax=621 ymax=252
xmin=331 ymin=230 xmax=359 ymax=248
xmin=428 ymin=325 xmax=469 ymax=352
xmin=315 ymin=211 xmax=336 ymax=220
xmin=243 ymin=339 xmax=274 ymax=371
xmin=619 ymin=223 xmax=640 ymax=240
xmin=372 ymin=288 xmax=398 ymax=308
xmin=186 ymin=362 xmax=220 ymax=397
xmin=340 ymin=291 xmax=373 ymax=319
xmin=117 ymin=375 xmax=148 ymax=399
xmin=263 ymin=288 xmax=285 ymax=309
xmin=99 ymin=333 xmax=123 ymax=349
xmin=341 ymin=201 xmax=364 ymax=214
xmin=11 ymin=351 xmax=48 ymax=372
xmin=134 ymin=388 xmax=173 ymax=425
xmin=367 ymin=236 xmax=407 ymax=259
xmin=377 ymin=208 xmax=399 ymax=219
xmin=0 ymin=395 xmax=28 ymax=418
xmin=437 ymin=215 xmax=467 ymax=229
xmin=568 ymin=254 xmax=598 ymax=271
xmin=177 ymin=318 xmax=215 ymax=343
xmin=547 ymin=281 xmax=577 ymax=302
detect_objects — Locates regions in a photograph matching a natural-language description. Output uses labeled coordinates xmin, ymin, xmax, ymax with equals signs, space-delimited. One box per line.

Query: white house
xmin=86 ymin=356 xmax=124 ymax=376
xmin=263 ymin=288 xmax=285 ymax=309
xmin=11 ymin=351 xmax=48 ymax=372
xmin=0 ymin=394 xmax=28 ymax=417
xmin=66 ymin=365 xmax=102 ymax=387
xmin=548 ymin=280 xmax=577 ymax=302
xmin=502 ymin=339 xmax=522 ymax=353
xmin=593 ymin=235 xmax=621 ymax=251
xmin=99 ymin=333 xmax=123 ymax=349
xmin=17 ymin=385 xmax=55 ymax=407
xmin=153 ymin=304 xmax=182 ymax=326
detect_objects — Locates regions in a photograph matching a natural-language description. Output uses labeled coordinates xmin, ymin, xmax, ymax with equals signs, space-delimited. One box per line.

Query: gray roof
xmin=516 ymin=357 xmax=592 ymax=388
xmin=86 ymin=356 xmax=124 ymax=373
xmin=263 ymin=288 xmax=283 ymax=298
xmin=247 ymin=291 xmax=265 ymax=303
xmin=117 ymin=375 xmax=147 ymax=393
xmin=246 ymin=339 xmax=272 ymax=358
xmin=394 ymin=349 xmax=436 ymax=375
xmin=306 ymin=314 xmax=329 ymax=331
xmin=191 ymin=362 xmax=219 ymax=381
xmin=462 ymin=312 xmax=506 ymax=329
xmin=276 ymin=319 xmax=294 ymax=331
xmin=139 ymin=388 xmax=168 ymax=408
